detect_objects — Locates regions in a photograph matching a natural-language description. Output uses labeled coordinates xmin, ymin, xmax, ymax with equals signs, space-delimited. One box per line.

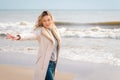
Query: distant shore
xmin=55 ymin=21 xmax=120 ymax=26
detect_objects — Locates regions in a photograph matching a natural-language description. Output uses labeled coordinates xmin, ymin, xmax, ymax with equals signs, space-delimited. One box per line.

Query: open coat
xmin=19 ymin=27 xmax=61 ymax=80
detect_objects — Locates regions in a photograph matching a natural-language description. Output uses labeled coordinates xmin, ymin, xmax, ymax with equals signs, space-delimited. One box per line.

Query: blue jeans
xmin=45 ymin=61 xmax=56 ymax=80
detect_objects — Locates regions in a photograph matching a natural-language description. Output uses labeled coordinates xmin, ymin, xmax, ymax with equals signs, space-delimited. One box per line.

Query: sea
xmin=0 ymin=9 xmax=120 ymax=67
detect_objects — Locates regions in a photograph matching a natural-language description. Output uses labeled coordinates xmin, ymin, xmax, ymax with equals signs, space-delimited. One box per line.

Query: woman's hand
xmin=6 ymin=33 xmax=20 ymax=40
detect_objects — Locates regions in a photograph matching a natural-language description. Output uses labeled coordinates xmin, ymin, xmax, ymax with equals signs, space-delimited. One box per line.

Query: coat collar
xmin=41 ymin=27 xmax=60 ymax=46
xmin=41 ymin=27 xmax=54 ymax=44
xmin=51 ymin=27 xmax=60 ymax=42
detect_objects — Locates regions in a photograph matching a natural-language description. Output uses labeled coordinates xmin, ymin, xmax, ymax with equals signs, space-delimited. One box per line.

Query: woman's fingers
xmin=6 ymin=33 xmax=20 ymax=40
xmin=6 ymin=33 xmax=11 ymax=39
xmin=6 ymin=33 xmax=15 ymax=40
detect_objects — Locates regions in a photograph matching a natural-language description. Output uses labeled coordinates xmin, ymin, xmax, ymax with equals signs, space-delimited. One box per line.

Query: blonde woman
xmin=6 ymin=11 xmax=61 ymax=80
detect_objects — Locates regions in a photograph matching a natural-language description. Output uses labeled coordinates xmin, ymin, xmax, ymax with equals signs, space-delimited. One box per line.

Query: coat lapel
xmin=41 ymin=27 xmax=60 ymax=49
xmin=41 ymin=27 xmax=54 ymax=44
xmin=51 ymin=27 xmax=60 ymax=48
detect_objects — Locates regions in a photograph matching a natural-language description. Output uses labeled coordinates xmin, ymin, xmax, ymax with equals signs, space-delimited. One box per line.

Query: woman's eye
xmin=48 ymin=19 xmax=51 ymax=21
xmin=43 ymin=20 xmax=46 ymax=22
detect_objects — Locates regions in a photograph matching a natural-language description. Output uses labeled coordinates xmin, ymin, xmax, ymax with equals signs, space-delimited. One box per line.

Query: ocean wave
xmin=1 ymin=26 xmax=120 ymax=39
xmin=0 ymin=21 xmax=34 ymax=28
xmin=0 ymin=21 xmax=120 ymax=39
xmin=0 ymin=33 xmax=6 ymax=38
xmin=0 ymin=21 xmax=120 ymax=29
xmin=0 ymin=21 xmax=34 ymax=36
xmin=59 ymin=26 xmax=120 ymax=39
xmin=61 ymin=47 xmax=120 ymax=66
xmin=0 ymin=46 xmax=38 ymax=54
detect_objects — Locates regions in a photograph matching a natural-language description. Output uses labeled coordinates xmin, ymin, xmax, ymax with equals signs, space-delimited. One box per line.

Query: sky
xmin=0 ymin=0 xmax=120 ymax=10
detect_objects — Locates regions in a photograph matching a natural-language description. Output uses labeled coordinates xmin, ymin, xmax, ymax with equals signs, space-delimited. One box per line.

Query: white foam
xmin=0 ymin=21 xmax=34 ymax=35
xmin=0 ymin=46 xmax=38 ymax=54
xmin=60 ymin=26 xmax=120 ymax=39
xmin=60 ymin=45 xmax=120 ymax=66
xmin=1 ymin=22 xmax=120 ymax=39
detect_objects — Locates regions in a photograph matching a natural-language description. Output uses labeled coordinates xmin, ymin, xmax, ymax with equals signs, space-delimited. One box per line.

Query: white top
xmin=48 ymin=28 xmax=58 ymax=61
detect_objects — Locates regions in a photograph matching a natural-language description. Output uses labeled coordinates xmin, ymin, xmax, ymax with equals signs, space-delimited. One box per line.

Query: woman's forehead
xmin=42 ymin=15 xmax=52 ymax=20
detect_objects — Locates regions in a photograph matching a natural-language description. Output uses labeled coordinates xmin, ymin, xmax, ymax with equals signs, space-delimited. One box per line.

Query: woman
xmin=6 ymin=11 xmax=61 ymax=80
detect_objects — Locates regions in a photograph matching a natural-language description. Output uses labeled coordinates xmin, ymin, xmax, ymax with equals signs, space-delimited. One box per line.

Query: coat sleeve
xmin=18 ymin=28 xmax=41 ymax=40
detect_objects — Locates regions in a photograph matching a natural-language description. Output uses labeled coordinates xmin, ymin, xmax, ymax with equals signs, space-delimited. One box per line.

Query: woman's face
xmin=42 ymin=15 xmax=53 ymax=28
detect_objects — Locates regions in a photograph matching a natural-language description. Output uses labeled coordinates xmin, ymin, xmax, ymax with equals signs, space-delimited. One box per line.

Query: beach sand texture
xmin=0 ymin=65 xmax=74 ymax=80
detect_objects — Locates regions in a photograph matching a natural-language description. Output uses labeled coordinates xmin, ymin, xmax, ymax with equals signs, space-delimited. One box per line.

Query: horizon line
xmin=0 ymin=9 xmax=120 ymax=11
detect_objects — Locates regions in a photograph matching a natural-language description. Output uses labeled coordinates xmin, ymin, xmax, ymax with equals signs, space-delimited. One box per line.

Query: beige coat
xmin=19 ymin=27 xmax=60 ymax=80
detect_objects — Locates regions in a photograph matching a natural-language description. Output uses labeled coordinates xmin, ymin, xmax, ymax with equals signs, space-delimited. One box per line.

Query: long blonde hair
xmin=34 ymin=11 xmax=55 ymax=29
xmin=34 ymin=11 xmax=61 ymax=42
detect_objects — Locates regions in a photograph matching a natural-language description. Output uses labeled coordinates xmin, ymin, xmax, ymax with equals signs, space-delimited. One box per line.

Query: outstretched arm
xmin=6 ymin=32 xmax=38 ymax=41
xmin=6 ymin=33 xmax=21 ymax=40
xmin=6 ymin=28 xmax=41 ymax=41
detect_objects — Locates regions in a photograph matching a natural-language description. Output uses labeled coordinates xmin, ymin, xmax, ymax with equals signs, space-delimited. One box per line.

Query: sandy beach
xmin=1 ymin=52 xmax=120 ymax=80
xmin=0 ymin=65 xmax=74 ymax=80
